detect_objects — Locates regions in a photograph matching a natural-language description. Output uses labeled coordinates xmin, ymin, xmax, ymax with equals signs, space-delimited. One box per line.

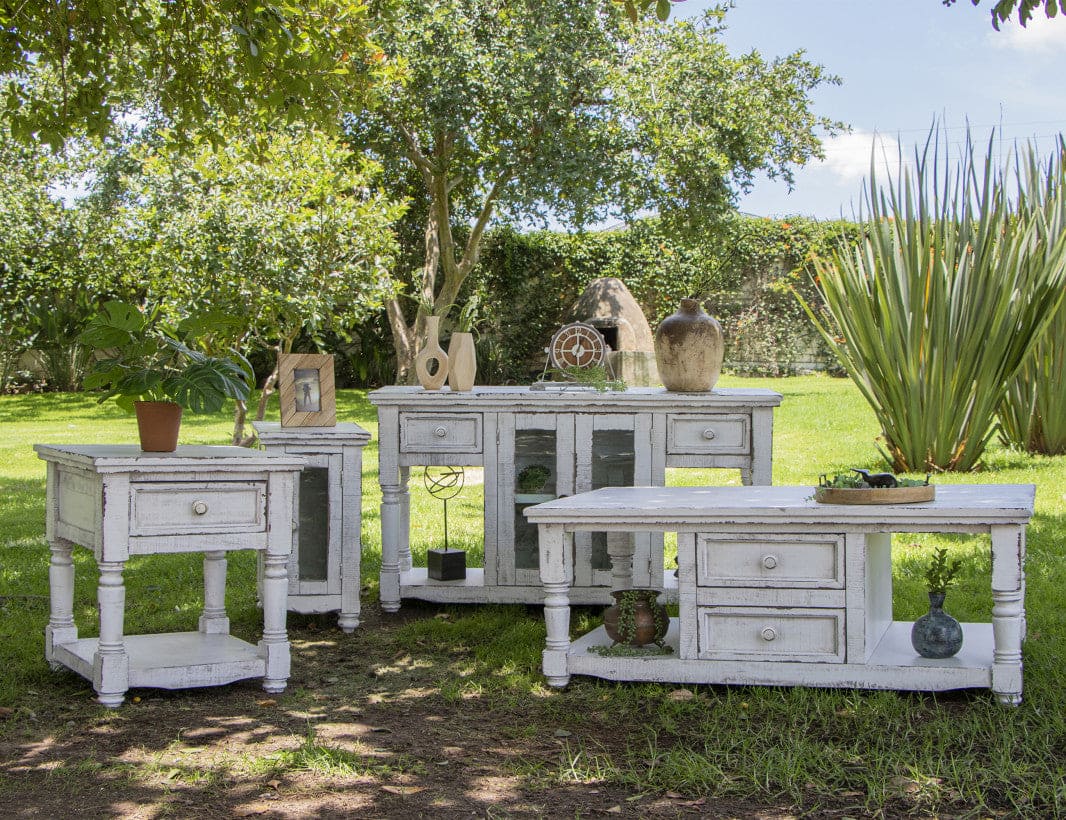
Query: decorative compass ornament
xmin=548 ymin=322 xmax=607 ymax=370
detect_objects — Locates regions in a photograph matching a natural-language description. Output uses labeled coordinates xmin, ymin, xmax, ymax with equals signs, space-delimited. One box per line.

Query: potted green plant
xmin=81 ymin=301 xmax=253 ymax=452
xmin=516 ymin=464 xmax=552 ymax=499
xmin=910 ymin=547 xmax=964 ymax=659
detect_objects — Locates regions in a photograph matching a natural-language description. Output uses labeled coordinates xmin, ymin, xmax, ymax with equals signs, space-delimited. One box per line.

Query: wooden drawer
xmin=696 ymin=606 xmax=845 ymax=662
xmin=695 ymin=533 xmax=845 ymax=589
xmin=400 ymin=413 xmax=482 ymax=454
xmin=667 ymin=414 xmax=749 ymax=455
xmin=129 ymin=481 xmax=267 ymax=536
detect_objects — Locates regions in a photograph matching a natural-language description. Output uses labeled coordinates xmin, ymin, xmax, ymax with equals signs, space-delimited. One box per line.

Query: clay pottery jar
xmin=911 ymin=591 xmax=964 ymax=659
xmin=134 ymin=401 xmax=182 ymax=452
xmin=447 ymin=331 xmax=477 ymax=392
xmin=414 ymin=316 xmax=450 ymax=390
xmin=654 ymin=298 xmax=724 ymax=392
xmin=603 ymin=589 xmax=669 ymax=647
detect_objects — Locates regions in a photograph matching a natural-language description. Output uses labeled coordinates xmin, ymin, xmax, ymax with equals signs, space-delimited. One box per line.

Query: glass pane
xmin=590 ymin=430 xmax=635 ymax=571
xmin=513 ymin=429 xmax=557 ymax=571
xmin=297 ymin=466 xmax=330 ymax=581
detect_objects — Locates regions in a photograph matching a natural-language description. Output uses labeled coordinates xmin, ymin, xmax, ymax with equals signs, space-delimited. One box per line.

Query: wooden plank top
xmin=523 ymin=484 xmax=1036 ymax=527
xmin=368 ymin=385 xmax=783 ymax=410
xmin=33 ymin=444 xmax=307 ymax=473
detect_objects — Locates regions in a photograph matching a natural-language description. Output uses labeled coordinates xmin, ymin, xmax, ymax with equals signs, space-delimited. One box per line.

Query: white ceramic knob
xmin=761 ymin=626 xmax=777 ymax=642
xmin=434 ymin=426 xmax=448 ymax=438
xmin=192 ymin=500 xmax=209 ymax=515
xmin=761 ymin=554 xmax=778 ymax=570
xmin=702 ymin=428 xmax=717 ymax=440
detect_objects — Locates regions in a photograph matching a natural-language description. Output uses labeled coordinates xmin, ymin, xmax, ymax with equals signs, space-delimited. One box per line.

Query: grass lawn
xmin=1 ymin=375 xmax=1064 ymax=816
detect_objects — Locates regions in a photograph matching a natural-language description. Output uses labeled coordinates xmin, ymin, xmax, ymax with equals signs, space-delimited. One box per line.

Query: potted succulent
xmin=81 ymin=301 xmax=253 ymax=452
xmin=910 ymin=547 xmax=964 ymax=659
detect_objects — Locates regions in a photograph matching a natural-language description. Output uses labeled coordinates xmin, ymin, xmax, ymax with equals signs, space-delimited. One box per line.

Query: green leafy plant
xmin=799 ymin=128 xmax=1066 ymax=472
xmin=516 ymin=464 xmax=552 ymax=494
xmin=80 ymin=300 xmax=253 ymax=413
xmin=549 ymin=364 xmax=627 ymax=392
xmin=923 ymin=547 xmax=963 ymax=595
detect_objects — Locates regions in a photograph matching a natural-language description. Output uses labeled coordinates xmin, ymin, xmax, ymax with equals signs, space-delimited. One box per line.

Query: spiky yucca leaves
xmin=800 ymin=132 xmax=1066 ymax=472
xmin=998 ymin=140 xmax=1066 ymax=455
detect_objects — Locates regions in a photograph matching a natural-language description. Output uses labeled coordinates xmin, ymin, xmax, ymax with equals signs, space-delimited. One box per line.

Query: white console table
xmin=35 ymin=445 xmax=304 ymax=707
xmin=525 ymin=484 xmax=1035 ymax=705
xmin=369 ymin=386 xmax=781 ymax=610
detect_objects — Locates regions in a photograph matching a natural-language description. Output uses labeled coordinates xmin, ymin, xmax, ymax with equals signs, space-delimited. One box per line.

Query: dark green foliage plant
xmin=81 ymin=301 xmax=253 ymax=414
xmin=924 ymin=547 xmax=963 ymax=595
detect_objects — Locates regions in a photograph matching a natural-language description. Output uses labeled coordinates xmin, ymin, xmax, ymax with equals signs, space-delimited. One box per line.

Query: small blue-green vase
xmin=911 ymin=592 xmax=963 ymax=659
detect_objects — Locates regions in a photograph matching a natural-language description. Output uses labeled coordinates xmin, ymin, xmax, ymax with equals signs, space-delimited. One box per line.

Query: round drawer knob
xmin=761 ymin=626 xmax=777 ymax=642
xmin=702 ymin=428 xmax=717 ymax=441
xmin=434 ymin=426 xmax=448 ymax=438
xmin=761 ymin=554 xmax=779 ymax=570
xmin=192 ymin=500 xmax=209 ymax=516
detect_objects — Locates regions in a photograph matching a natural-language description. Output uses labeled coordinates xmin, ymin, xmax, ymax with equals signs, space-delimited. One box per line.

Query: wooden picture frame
xmin=279 ymin=354 xmax=336 ymax=427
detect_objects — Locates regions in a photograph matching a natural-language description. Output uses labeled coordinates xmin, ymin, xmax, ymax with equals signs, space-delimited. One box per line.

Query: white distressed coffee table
xmin=525 ymin=484 xmax=1035 ymax=705
xmin=35 ymin=445 xmax=305 ymax=707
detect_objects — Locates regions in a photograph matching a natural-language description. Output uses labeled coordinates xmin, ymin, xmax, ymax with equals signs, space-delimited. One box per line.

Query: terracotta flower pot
xmin=134 ymin=401 xmax=183 ymax=452
xmin=603 ymin=589 xmax=669 ymax=648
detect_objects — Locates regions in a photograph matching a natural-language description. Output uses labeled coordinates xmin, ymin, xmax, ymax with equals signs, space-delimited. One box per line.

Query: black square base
xmin=428 ymin=548 xmax=466 ymax=581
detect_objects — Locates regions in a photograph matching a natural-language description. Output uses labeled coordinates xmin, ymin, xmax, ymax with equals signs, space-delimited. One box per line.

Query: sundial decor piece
xmin=548 ymin=322 xmax=607 ymax=370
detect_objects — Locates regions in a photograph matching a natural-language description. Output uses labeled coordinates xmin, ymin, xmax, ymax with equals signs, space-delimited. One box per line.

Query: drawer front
xmin=667 ymin=414 xmax=750 ymax=455
xmin=400 ymin=414 xmax=482 ymax=454
xmin=129 ymin=481 xmax=267 ymax=536
xmin=697 ymin=607 xmax=845 ymax=662
xmin=696 ymin=533 xmax=845 ymax=589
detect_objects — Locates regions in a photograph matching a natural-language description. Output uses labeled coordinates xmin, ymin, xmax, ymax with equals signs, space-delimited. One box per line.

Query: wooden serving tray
xmin=814 ymin=485 xmax=935 ymax=505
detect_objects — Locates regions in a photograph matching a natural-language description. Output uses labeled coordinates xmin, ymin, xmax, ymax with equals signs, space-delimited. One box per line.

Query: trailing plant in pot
xmin=910 ymin=547 xmax=964 ymax=659
xmin=81 ymin=301 xmax=253 ymax=452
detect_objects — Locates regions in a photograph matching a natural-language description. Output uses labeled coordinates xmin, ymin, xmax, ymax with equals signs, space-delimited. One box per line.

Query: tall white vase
xmin=447 ymin=332 xmax=477 ymax=392
xmin=414 ymin=316 xmax=449 ymax=390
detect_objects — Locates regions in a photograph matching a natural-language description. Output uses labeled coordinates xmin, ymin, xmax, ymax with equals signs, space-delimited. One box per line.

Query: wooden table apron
xmin=525 ymin=484 xmax=1035 ymax=706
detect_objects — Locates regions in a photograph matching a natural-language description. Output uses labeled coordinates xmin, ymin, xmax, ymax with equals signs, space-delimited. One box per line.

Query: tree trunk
xmin=232 ymin=342 xmax=283 ymax=445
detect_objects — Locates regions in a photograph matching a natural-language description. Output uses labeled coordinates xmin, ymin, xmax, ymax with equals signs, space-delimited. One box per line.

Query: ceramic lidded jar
xmin=654 ymin=298 xmax=724 ymax=392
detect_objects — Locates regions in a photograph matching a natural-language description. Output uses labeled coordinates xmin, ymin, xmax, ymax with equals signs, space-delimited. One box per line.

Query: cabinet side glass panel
xmin=513 ymin=430 xmax=558 ymax=571
xmin=590 ymin=430 xmax=635 ymax=571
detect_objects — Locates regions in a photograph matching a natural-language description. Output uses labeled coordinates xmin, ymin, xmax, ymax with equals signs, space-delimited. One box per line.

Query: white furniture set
xmin=37 ymin=388 xmax=1036 ymax=707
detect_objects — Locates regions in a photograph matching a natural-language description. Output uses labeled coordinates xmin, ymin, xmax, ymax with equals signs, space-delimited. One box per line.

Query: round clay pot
xmin=134 ymin=401 xmax=183 ymax=452
xmin=654 ymin=298 xmax=724 ymax=392
xmin=603 ymin=589 xmax=669 ymax=647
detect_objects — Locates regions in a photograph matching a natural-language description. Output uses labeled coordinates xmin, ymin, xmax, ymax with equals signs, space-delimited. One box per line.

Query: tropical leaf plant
xmin=798 ymin=130 xmax=1066 ymax=472
xmin=997 ymin=139 xmax=1066 ymax=455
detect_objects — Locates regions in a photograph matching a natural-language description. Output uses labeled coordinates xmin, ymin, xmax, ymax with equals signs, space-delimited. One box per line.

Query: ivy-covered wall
xmin=457 ymin=215 xmax=859 ymax=384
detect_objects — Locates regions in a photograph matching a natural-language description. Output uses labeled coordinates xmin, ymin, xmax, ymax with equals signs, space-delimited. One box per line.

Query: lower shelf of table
xmin=52 ymin=632 xmax=266 ymax=689
xmin=564 ymin=619 xmax=996 ymax=692
xmin=395 ymin=569 xmax=681 ymax=606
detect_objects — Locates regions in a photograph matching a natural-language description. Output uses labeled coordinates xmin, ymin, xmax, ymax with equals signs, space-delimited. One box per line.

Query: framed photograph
xmin=279 ymin=353 xmax=336 ymax=427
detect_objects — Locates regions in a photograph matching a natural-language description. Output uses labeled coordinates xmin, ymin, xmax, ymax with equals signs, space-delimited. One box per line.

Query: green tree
xmin=348 ymin=3 xmax=840 ymax=380
xmin=115 ymin=127 xmax=406 ymax=439
xmin=942 ymin=0 xmax=1066 ymax=28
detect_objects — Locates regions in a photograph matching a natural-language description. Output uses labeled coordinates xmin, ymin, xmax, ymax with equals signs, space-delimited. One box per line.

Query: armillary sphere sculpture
xmin=423 ymin=466 xmax=465 ymax=549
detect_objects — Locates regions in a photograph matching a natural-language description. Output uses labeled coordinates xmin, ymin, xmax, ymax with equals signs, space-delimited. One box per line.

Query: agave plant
xmin=799 ymin=130 xmax=1066 ymax=472
xmin=997 ymin=139 xmax=1066 ymax=455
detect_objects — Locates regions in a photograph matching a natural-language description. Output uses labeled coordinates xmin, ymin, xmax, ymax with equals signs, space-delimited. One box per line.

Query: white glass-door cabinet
xmin=369 ymin=386 xmax=781 ymax=611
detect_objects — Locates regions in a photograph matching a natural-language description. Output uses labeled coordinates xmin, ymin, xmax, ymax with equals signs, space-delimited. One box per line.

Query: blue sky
xmin=678 ymin=0 xmax=1066 ymax=219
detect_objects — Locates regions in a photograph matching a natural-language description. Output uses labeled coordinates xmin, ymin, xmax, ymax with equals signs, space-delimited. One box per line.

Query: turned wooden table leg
xmin=540 ymin=524 xmax=573 ymax=688
xmin=94 ymin=561 xmax=129 ymax=708
xmin=45 ymin=539 xmax=78 ymax=667
xmin=991 ymin=524 xmax=1025 ymax=706
xmin=199 ymin=551 xmax=230 ymax=635
xmin=259 ymin=552 xmax=291 ymax=694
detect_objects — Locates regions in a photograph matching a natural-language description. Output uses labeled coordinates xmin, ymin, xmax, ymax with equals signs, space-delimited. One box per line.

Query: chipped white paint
xmin=368 ymin=386 xmax=781 ymax=610
xmin=253 ymin=422 xmax=370 ymax=632
xmin=34 ymin=444 xmax=304 ymax=707
xmin=525 ymin=484 xmax=1035 ymax=706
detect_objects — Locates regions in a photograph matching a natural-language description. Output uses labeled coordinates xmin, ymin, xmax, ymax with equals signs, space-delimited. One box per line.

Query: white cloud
xmin=987 ymin=14 xmax=1066 ymax=52
xmin=817 ymin=131 xmax=903 ymax=184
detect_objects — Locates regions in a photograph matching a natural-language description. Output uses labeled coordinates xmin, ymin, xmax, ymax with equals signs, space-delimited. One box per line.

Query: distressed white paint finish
xmin=369 ymin=386 xmax=781 ymax=610
xmin=526 ymin=484 xmax=1035 ymax=705
xmin=34 ymin=444 xmax=303 ymax=707
xmin=254 ymin=422 xmax=370 ymax=632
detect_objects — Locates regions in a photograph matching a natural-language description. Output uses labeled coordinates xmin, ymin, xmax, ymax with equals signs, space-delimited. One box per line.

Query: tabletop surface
xmin=34 ymin=444 xmax=307 ymax=471
xmin=369 ymin=385 xmax=783 ymax=407
xmin=523 ymin=484 xmax=1036 ymax=526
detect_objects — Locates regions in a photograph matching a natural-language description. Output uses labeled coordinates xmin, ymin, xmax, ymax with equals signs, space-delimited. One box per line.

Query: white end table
xmin=35 ymin=444 xmax=305 ymax=707
xmin=253 ymin=422 xmax=370 ymax=631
